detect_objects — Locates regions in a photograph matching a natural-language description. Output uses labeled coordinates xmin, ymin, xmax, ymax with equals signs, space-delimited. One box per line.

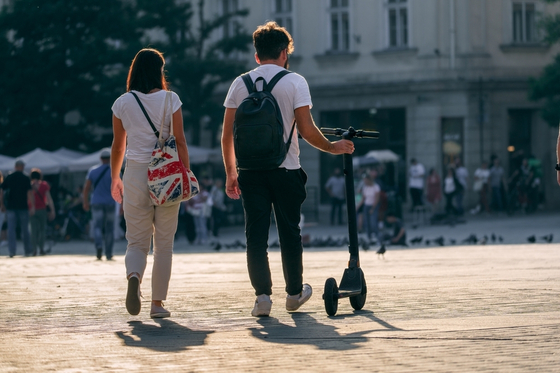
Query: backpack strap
xmin=265 ymin=70 xmax=292 ymax=92
xmin=130 ymin=91 xmax=160 ymax=138
xmin=241 ymin=74 xmax=254 ymax=94
xmin=93 ymin=165 xmax=110 ymax=189
xmin=240 ymin=70 xmax=292 ymax=93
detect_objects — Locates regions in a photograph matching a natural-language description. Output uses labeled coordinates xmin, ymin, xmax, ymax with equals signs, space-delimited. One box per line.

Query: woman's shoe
xmin=150 ymin=303 xmax=171 ymax=318
xmin=126 ymin=275 xmax=141 ymax=315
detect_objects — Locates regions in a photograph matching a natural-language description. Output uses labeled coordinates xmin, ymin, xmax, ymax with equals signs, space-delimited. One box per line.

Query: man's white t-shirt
xmin=409 ymin=163 xmax=425 ymax=189
xmin=112 ymin=90 xmax=182 ymax=164
xmin=223 ymin=64 xmax=313 ymax=170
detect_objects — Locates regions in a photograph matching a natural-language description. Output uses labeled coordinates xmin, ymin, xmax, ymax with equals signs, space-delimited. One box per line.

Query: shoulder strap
xmin=240 ymin=70 xmax=292 ymax=94
xmin=130 ymin=92 xmax=160 ymax=138
xmin=241 ymin=74 xmax=254 ymax=94
xmin=266 ymin=70 xmax=292 ymax=92
xmin=93 ymin=166 xmax=110 ymax=189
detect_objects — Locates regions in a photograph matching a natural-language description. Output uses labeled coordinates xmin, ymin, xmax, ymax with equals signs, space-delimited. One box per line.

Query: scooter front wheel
xmin=323 ymin=277 xmax=339 ymax=316
xmin=349 ymin=270 xmax=367 ymax=310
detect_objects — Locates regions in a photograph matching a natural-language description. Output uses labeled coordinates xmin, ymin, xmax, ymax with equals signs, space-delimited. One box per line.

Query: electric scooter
xmin=320 ymin=126 xmax=380 ymax=316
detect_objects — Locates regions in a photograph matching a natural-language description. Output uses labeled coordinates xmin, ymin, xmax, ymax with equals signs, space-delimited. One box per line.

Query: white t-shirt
xmin=111 ymin=90 xmax=183 ymax=163
xmin=223 ymin=64 xmax=313 ymax=170
xmin=362 ymin=183 xmax=380 ymax=206
xmin=409 ymin=163 xmax=425 ymax=189
xmin=474 ymin=168 xmax=490 ymax=183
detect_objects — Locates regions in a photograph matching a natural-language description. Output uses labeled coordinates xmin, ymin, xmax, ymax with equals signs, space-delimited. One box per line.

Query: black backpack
xmin=233 ymin=70 xmax=296 ymax=170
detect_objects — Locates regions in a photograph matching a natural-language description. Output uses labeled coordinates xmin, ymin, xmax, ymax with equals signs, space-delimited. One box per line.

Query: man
xmin=325 ymin=167 xmax=345 ymax=225
xmin=381 ymin=210 xmax=407 ymax=246
xmin=0 ymin=159 xmax=34 ymax=257
xmin=489 ymin=157 xmax=505 ymax=212
xmin=83 ymin=149 xmax=115 ymax=260
xmin=209 ymin=178 xmax=227 ymax=237
xmin=221 ymin=21 xmax=354 ymax=317
xmin=30 ymin=168 xmax=56 ymax=256
xmin=454 ymin=158 xmax=468 ymax=215
xmin=408 ymin=158 xmax=425 ymax=210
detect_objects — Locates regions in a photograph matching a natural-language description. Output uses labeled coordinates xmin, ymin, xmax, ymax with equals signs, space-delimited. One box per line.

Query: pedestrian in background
xmin=29 ymin=168 xmax=55 ymax=256
xmin=325 ymin=167 xmax=345 ymax=225
xmin=489 ymin=157 xmax=506 ymax=212
xmin=425 ymin=168 xmax=442 ymax=212
xmin=408 ymin=158 xmax=425 ymax=211
xmin=443 ymin=166 xmax=460 ymax=218
xmin=110 ymin=48 xmax=191 ymax=319
xmin=454 ymin=158 xmax=469 ymax=216
xmin=472 ymin=161 xmax=490 ymax=214
xmin=221 ymin=21 xmax=354 ymax=317
xmin=357 ymin=171 xmax=381 ymax=242
xmin=0 ymin=159 xmax=34 ymax=257
xmin=83 ymin=149 xmax=115 ymax=260
xmin=210 ymin=178 xmax=227 ymax=238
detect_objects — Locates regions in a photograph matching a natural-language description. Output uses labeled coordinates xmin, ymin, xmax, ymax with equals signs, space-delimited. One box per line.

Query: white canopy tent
xmin=0 ymin=148 xmax=70 ymax=175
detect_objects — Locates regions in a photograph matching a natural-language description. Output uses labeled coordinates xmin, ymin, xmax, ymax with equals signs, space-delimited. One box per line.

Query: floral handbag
xmin=132 ymin=90 xmax=199 ymax=206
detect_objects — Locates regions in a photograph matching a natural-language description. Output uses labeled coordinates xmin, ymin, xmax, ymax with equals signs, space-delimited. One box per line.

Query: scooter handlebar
xmin=320 ymin=127 xmax=379 ymax=139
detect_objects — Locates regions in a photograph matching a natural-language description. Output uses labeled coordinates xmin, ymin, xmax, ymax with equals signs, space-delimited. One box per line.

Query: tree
xmin=528 ymin=0 xmax=560 ymax=127
xmin=0 ymin=0 xmax=142 ymax=155
xmin=135 ymin=0 xmax=252 ymax=146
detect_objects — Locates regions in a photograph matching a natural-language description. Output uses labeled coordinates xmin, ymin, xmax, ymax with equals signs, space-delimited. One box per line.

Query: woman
xmin=357 ymin=172 xmax=381 ymax=242
xmin=443 ymin=166 xmax=460 ymax=217
xmin=29 ymin=168 xmax=55 ymax=256
xmin=110 ymin=48 xmax=190 ymax=318
xmin=472 ymin=161 xmax=490 ymax=214
xmin=426 ymin=168 xmax=442 ymax=211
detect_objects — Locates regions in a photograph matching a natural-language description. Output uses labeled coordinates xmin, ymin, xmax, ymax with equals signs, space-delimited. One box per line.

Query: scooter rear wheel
xmin=323 ymin=277 xmax=339 ymax=316
xmin=349 ymin=270 xmax=367 ymax=310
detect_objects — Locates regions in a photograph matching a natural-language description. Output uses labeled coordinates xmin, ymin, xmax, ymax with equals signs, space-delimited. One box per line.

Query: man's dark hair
xmin=253 ymin=21 xmax=294 ymax=61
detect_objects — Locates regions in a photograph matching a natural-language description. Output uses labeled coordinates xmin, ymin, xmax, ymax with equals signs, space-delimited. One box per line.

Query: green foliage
xmin=135 ymin=0 xmax=252 ymax=145
xmin=0 ymin=0 xmax=252 ymax=155
xmin=0 ymin=0 xmax=142 ymax=155
xmin=529 ymin=55 xmax=560 ymax=127
xmin=529 ymin=0 xmax=560 ymax=127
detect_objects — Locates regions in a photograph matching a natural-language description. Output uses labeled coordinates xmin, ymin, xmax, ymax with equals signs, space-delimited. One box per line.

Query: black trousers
xmin=238 ymin=168 xmax=307 ymax=296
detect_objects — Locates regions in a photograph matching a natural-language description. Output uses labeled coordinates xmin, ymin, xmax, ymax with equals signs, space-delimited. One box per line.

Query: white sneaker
xmin=286 ymin=283 xmax=313 ymax=312
xmin=251 ymin=294 xmax=272 ymax=317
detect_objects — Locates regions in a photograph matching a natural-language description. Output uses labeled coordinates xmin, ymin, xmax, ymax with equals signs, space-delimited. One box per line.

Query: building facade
xmin=206 ymin=0 xmax=560 ymax=215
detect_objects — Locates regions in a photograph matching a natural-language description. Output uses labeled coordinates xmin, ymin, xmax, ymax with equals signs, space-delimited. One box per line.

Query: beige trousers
xmin=123 ymin=159 xmax=180 ymax=301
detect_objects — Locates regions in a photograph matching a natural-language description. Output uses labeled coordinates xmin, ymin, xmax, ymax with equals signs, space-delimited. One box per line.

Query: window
xmin=273 ymin=0 xmax=293 ymax=32
xmin=329 ymin=0 xmax=350 ymax=52
xmin=512 ymin=2 xmax=538 ymax=43
xmin=387 ymin=0 xmax=408 ymax=48
xmin=222 ymin=0 xmax=239 ymax=39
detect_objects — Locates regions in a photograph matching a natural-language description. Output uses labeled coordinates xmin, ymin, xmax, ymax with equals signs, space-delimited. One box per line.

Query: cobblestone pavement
xmin=0 ymin=229 xmax=559 ymax=372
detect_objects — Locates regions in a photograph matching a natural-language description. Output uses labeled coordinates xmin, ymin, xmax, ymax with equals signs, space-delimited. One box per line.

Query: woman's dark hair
xmin=253 ymin=21 xmax=294 ymax=61
xmin=30 ymin=168 xmax=42 ymax=180
xmin=127 ymin=48 xmax=168 ymax=94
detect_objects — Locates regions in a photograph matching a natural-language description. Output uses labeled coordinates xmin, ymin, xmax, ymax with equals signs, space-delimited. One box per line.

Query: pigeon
xmin=491 ymin=233 xmax=496 ymax=243
xmin=527 ymin=235 xmax=536 ymax=243
xmin=433 ymin=236 xmax=445 ymax=246
xmin=449 ymin=239 xmax=456 ymax=245
xmin=479 ymin=236 xmax=487 ymax=245
xmin=540 ymin=234 xmax=553 ymax=243
xmin=361 ymin=241 xmax=370 ymax=251
xmin=425 ymin=239 xmax=431 ymax=245
xmin=376 ymin=245 xmax=386 ymax=258
xmin=461 ymin=234 xmax=478 ymax=245
xmin=409 ymin=236 xmax=423 ymax=245
xmin=498 ymin=236 xmax=504 ymax=243
xmin=212 ymin=242 xmax=222 ymax=251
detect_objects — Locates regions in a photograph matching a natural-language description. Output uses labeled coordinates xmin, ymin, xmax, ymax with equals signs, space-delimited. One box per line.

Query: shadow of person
xmin=115 ymin=319 xmax=214 ymax=352
xmin=332 ymin=309 xmax=404 ymax=332
xmin=249 ymin=313 xmax=373 ymax=350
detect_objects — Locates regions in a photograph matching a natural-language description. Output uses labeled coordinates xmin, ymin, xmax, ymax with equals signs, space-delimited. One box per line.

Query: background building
xmin=207 ymin=0 xmax=560 ymax=216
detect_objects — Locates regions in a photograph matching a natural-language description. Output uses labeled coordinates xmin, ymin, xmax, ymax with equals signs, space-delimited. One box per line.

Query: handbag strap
xmin=130 ymin=91 xmax=160 ymax=138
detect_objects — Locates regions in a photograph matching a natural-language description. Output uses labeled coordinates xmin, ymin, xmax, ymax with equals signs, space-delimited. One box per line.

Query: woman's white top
xmin=112 ymin=90 xmax=182 ymax=164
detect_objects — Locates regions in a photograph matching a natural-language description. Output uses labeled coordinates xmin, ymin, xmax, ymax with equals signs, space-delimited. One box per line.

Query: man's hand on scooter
xmin=330 ymin=139 xmax=355 ymax=155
